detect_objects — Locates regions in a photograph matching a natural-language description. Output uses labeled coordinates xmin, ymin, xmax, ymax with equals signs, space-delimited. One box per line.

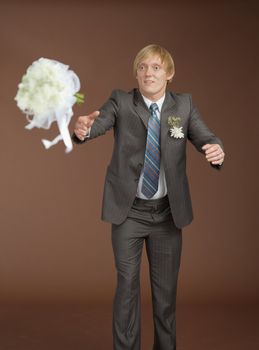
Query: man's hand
xmin=74 ymin=111 xmax=100 ymax=141
xmin=202 ymin=144 xmax=225 ymax=165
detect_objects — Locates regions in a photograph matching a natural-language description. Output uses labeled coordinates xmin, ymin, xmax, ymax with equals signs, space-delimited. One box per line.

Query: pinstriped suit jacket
xmin=72 ymin=88 xmax=223 ymax=228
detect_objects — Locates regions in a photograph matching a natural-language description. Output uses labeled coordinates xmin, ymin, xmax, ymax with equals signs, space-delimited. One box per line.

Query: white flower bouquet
xmin=15 ymin=58 xmax=84 ymax=153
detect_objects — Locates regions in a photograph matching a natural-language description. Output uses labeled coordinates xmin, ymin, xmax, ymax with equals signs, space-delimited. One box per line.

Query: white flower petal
xmin=169 ymin=127 xmax=184 ymax=139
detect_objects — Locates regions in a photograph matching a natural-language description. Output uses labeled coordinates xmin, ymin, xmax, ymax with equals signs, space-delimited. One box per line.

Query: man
xmin=72 ymin=44 xmax=224 ymax=350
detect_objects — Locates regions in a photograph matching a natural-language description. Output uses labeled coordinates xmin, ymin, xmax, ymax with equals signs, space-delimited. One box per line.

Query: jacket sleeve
xmin=72 ymin=89 xmax=119 ymax=144
xmin=187 ymin=94 xmax=224 ymax=170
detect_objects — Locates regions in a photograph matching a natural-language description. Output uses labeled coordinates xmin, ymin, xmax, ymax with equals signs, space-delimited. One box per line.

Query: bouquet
xmin=15 ymin=58 xmax=84 ymax=153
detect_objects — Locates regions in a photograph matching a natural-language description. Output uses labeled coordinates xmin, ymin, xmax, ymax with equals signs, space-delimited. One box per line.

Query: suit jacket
xmin=72 ymin=88 xmax=223 ymax=228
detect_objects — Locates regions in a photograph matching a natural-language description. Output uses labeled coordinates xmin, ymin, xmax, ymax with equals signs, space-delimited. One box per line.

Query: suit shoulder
xmin=110 ymin=89 xmax=132 ymax=97
xmin=103 ymin=89 xmax=133 ymax=112
xmin=169 ymin=91 xmax=192 ymax=104
xmin=108 ymin=89 xmax=135 ymax=105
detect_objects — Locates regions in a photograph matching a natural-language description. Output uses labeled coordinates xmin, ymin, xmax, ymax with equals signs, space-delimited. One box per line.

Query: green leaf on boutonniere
xmin=168 ymin=116 xmax=181 ymax=128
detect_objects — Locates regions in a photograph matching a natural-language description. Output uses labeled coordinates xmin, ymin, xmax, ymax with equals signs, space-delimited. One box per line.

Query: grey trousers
xmin=111 ymin=195 xmax=182 ymax=350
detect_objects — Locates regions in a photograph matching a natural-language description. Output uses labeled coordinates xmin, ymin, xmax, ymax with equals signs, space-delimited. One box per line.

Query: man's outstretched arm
xmin=72 ymin=90 xmax=120 ymax=144
xmin=187 ymin=95 xmax=225 ymax=169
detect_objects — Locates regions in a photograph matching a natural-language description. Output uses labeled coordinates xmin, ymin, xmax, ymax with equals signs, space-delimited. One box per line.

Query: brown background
xmin=0 ymin=0 xmax=258 ymax=310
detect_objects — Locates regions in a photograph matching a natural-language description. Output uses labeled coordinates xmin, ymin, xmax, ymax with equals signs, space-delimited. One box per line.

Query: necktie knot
xmin=150 ymin=103 xmax=159 ymax=114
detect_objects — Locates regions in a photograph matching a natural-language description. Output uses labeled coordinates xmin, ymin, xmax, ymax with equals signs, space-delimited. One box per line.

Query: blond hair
xmin=133 ymin=44 xmax=175 ymax=80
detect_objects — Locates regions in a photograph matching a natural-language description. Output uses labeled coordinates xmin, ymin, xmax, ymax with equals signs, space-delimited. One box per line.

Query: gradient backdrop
xmin=0 ymin=0 xmax=258 ymax=310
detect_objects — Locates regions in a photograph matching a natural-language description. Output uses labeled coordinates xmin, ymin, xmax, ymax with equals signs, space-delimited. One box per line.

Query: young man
xmin=72 ymin=44 xmax=224 ymax=350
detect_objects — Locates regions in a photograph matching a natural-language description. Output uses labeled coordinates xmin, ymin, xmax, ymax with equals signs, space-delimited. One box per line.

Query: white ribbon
xmin=41 ymin=107 xmax=74 ymax=153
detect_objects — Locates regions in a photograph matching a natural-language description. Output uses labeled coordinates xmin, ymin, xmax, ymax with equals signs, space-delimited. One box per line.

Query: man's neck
xmin=141 ymin=92 xmax=164 ymax=102
xmin=141 ymin=93 xmax=165 ymax=111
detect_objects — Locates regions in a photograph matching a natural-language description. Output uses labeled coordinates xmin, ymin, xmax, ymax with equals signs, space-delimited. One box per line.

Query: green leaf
xmin=74 ymin=92 xmax=85 ymax=105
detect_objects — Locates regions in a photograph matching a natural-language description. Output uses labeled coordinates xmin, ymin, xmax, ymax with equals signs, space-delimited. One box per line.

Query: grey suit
xmin=73 ymin=88 xmax=223 ymax=229
xmin=73 ymin=88 xmax=223 ymax=350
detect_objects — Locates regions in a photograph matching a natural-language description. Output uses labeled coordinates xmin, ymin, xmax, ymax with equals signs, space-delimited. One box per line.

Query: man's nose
xmin=145 ymin=66 xmax=152 ymax=75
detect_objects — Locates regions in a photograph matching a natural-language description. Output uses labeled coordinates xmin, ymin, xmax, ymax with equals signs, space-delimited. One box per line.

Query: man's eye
xmin=139 ymin=65 xmax=144 ymax=70
xmin=154 ymin=66 xmax=160 ymax=70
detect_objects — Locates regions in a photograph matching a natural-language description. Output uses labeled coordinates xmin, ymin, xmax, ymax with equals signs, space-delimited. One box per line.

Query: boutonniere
xmin=167 ymin=116 xmax=184 ymax=139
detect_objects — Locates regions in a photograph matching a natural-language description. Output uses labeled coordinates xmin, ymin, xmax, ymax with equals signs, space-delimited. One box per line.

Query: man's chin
xmin=140 ymin=87 xmax=156 ymax=95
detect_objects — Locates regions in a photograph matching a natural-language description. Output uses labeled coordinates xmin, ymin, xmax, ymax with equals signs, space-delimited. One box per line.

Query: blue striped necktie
xmin=141 ymin=103 xmax=160 ymax=198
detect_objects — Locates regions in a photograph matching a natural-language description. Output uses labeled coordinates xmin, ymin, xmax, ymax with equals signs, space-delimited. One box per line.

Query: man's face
xmin=136 ymin=55 xmax=174 ymax=101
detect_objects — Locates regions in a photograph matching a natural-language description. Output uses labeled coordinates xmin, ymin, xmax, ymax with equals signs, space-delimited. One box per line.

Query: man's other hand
xmin=202 ymin=144 xmax=225 ymax=165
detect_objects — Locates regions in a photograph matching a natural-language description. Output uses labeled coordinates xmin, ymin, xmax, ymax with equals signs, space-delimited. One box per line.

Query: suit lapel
xmin=133 ymin=89 xmax=150 ymax=129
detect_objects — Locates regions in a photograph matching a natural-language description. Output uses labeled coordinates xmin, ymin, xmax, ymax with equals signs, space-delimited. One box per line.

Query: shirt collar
xmin=141 ymin=94 xmax=165 ymax=112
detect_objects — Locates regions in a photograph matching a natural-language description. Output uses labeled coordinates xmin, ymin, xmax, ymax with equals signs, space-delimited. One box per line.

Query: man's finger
xmin=74 ymin=131 xmax=85 ymax=141
xmin=78 ymin=127 xmax=88 ymax=134
xmin=202 ymin=144 xmax=216 ymax=152
xmin=202 ymin=144 xmax=211 ymax=151
xmin=206 ymin=150 xmax=221 ymax=158
xmin=202 ymin=144 xmax=221 ymax=154
xmin=207 ymin=155 xmax=222 ymax=162
xmin=77 ymin=111 xmax=100 ymax=125
xmin=88 ymin=110 xmax=100 ymax=120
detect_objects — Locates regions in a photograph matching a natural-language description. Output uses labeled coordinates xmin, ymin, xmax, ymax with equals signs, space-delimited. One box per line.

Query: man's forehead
xmin=139 ymin=55 xmax=163 ymax=65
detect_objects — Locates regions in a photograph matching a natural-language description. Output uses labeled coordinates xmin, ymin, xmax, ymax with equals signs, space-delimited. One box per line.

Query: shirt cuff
xmin=84 ymin=127 xmax=91 ymax=139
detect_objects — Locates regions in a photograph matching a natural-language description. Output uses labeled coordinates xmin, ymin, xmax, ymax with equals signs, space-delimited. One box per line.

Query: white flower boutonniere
xmin=167 ymin=116 xmax=184 ymax=139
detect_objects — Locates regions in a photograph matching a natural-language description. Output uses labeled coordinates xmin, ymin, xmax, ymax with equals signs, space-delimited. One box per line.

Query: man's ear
xmin=167 ymin=72 xmax=174 ymax=83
